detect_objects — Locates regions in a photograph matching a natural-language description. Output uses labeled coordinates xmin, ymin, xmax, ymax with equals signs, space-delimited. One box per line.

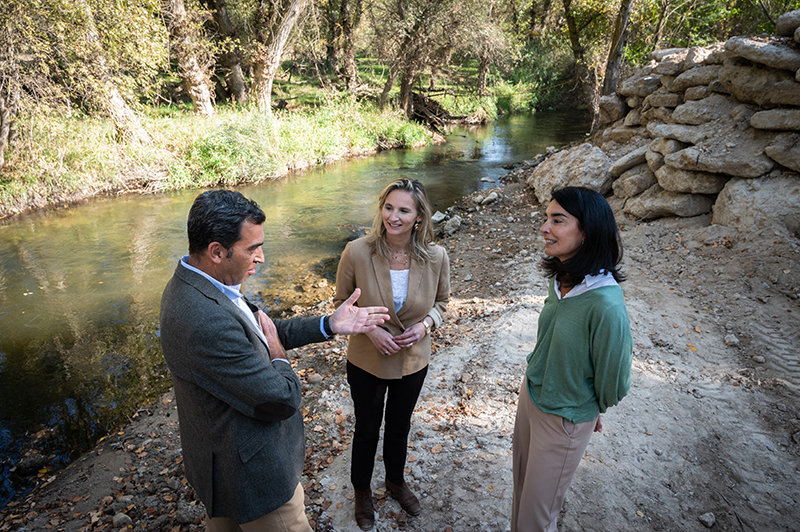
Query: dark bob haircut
xmin=541 ymin=186 xmax=624 ymax=284
xmin=187 ymin=190 xmax=266 ymax=256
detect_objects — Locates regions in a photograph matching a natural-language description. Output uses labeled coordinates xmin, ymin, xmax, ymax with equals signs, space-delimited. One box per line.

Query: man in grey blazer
xmin=160 ymin=190 xmax=389 ymax=532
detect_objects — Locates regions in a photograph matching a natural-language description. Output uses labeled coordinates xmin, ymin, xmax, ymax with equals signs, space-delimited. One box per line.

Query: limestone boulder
xmin=712 ymin=175 xmax=800 ymax=234
xmin=610 ymin=125 xmax=649 ymax=144
xmin=685 ymin=86 xmax=711 ymax=100
xmin=620 ymin=73 xmax=663 ymax=98
xmin=796 ymin=26 xmax=800 ymax=44
xmin=765 ymin=133 xmax=800 ymax=172
xmin=624 ymin=184 xmax=715 ymax=219
xmin=652 ymin=50 xmax=689 ymax=75
xmin=650 ymin=137 xmax=690 ymax=155
xmin=750 ymin=109 xmax=800 ymax=131
xmin=671 ymin=94 xmax=738 ymax=125
xmin=776 ymin=9 xmax=800 ymax=37
xmin=655 ymin=165 xmax=729 ymax=194
xmin=644 ymin=90 xmax=684 ymax=108
xmin=719 ymin=57 xmax=796 ymax=106
xmin=646 ymin=149 xmax=666 ymax=173
xmin=672 ymin=65 xmax=723 ymax=91
xmin=609 ymin=145 xmax=649 ymax=177
xmin=641 ymin=107 xmax=673 ymax=124
xmin=598 ymin=94 xmax=629 ymax=125
xmin=769 ymin=80 xmax=800 ymax=106
xmin=526 ymin=144 xmax=613 ymax=204
xmin=613 ymin=164 xmax=657 ymax=198
xmin=650 ymin=48 xmax=686 ymax=62
xmin=725 ymin=36 xmax=800 ymax=72
xmin=647 ymin=121 xmax=717 ymax=144
xmin=685 ymin=45 xmax=723 ymax=68
xmin=624 ymin=108 xmax=643 ymax=127
xmin=664 ymin=125 xmax=778 ymax=178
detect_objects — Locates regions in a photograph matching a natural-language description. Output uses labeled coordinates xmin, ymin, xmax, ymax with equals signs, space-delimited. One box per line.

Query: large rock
xmin=598 ymin=94 xmax=629 ymax=125
xmin=644 ymin=90 xmax=684 ymax=108
xmin=725 ymin=36 xmax=800 ymax=72
xmin=613 ymin=164 xmax=657 ymax=198
xmin=526 ymin=144 xmax=613 ymax=204
xmin=650 ymin=137 xmax=690 ymax=155
xmin=672 ymin=65 xmax=723 ymax=91
xmin=665 ymin=127 xmax=777 ymax=178
xmin=655 ymin=165 xmax=729 ymax=194
xmin=765 ymin=133 xmax=800 ymax=172
xmin=624 ymin=184 xmax=715 ymax=219
xmin=653 ymin=50 xmax=689 ymax=75
xmin=720 ymin=57 xmax=796 ymax=106
xmin=620 ymin=73 xmax=663 ymax=98
xmin=713 ymin=175 xmax=800 ymax=233
xmin=685 ymin=44 xmax=723 ymax=68
xmin=650 ymin=48 xmax=686 ymax=62
xmin=647 ymin=121 xmax=716 ymax=144
xmin=610 ymin=125 xmax=649 ymax=144
xmin=769 ymin=80 xmax=800 ymax=106
xmin=750 ymin=109 xmax=800 ymax=131
xmin=646 ymin=149 xmax=666 ymax=173
xmin=685 ymin=85 xmax=711 ymax=100
xmin=670 ymin=94 xmax=738 ymax=125
xmin=776 ymin=9 xmax=800 ymax=36
xmin=609 ymin=145 xmax=649 ymax=177
xmin=624 ymin=107 xmax=643 ymax=127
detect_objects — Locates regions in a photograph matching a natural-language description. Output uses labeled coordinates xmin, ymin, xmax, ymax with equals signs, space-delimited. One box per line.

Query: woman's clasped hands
xmin=367 ymin=322 xmax=426 ymax=356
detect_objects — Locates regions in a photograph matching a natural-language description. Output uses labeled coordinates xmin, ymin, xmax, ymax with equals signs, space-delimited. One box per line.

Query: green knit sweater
xmin=525 ymin=278 xmax=633 ymax=424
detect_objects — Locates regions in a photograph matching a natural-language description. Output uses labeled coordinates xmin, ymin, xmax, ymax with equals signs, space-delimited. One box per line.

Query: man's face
xmin=218 ymin=220 xmax=265 ymax=286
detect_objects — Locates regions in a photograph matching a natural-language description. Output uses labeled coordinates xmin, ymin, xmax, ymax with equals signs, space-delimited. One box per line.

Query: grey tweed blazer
xmin=159 ymin=263 xmax=325 ymax=523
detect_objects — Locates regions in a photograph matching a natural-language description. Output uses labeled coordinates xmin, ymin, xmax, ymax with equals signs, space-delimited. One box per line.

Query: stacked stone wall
xmin=525 ymin=9 xmax=800 ymax=237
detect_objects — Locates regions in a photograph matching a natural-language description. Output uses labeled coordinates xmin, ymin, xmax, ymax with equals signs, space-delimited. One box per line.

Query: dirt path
xmin=3 ymin=182 xmax=799 ymax=532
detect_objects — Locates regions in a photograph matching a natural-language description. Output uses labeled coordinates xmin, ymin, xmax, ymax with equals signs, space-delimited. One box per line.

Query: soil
xmin=2 ymin=179 xmax=799 ymax=532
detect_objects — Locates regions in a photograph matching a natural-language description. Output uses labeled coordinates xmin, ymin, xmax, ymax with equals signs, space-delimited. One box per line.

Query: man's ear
xmin=208 ymin=242 xmax=227 ymax=264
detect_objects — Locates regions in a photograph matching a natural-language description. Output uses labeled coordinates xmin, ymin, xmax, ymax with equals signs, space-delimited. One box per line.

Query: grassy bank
xmin=0 ymin=97 xmax=432 ymax=218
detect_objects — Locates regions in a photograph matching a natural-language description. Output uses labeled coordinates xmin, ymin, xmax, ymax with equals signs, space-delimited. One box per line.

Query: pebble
xmin=724 ymin=334 xmax=739 ymax=347
xmin=698 ymin=512 xmax=715 ymax=528
xmin=752 ymin=355 xmax=766 ymax=363
xmin=112 ymin=513 xmax=133 ymax=527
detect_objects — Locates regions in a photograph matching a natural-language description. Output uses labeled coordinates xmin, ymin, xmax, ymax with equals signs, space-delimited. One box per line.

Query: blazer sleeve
xmin=426 ymin=246 xmax=450 ymax=329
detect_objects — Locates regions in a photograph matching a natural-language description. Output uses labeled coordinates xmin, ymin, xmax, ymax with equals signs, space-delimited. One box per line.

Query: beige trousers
xmin=511 ymin=378 xmax=596 ymax=532
xmin=206 ymin=483 xmax=312 ymax=532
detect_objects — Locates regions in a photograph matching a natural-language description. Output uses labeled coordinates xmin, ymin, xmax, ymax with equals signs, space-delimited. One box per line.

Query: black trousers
xmin=346 ymin=360 xmax=428 ymax=490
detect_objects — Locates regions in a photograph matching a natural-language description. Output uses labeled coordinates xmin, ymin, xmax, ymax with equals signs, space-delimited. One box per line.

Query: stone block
xmin=656 ymin=165 xmax=729 ymax=194
xmin=750 ymin=109 xmax=800 ymax=131
xmin=613 ymin=163 xmax=657 ymax=198
xmin=624 ymin=184 xmax=714 ymax=219
xmin=725 ymin=36 xmax=800 ymax=72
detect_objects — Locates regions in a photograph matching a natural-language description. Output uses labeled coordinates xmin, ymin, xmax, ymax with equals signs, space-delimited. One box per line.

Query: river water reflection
xmin=0 ymin=110 xmax=589 ymax=503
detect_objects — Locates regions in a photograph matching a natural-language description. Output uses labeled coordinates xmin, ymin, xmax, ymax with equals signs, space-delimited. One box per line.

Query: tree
xmin=250 ymin=0 xmax=311 ymax=111
xmin=163 ymin=0 xmax=216 ymax=116
xmin=602 ymin=0 xmax=635 ymax=95
xmin=204 ymin=0 xmax=249 ymax=105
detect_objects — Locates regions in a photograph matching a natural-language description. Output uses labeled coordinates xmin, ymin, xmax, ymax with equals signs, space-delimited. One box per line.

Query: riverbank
xmin=0 ymin=102 xmax=439 ymax=219
xmin=3 ymin=174 xmax=798 ymax=531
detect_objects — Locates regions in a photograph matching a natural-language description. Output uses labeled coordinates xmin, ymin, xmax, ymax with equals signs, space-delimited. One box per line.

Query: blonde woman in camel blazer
xmin=334 ymin=179 xmax=449 ymax=530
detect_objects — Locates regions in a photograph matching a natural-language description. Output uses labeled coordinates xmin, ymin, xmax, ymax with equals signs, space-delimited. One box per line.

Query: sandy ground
xmin=2 ymin=180 xmax=799 ymax=532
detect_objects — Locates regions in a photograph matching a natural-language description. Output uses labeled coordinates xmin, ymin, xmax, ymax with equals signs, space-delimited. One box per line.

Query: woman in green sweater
xmin=511 ymin=186 xmax=633 ymax=532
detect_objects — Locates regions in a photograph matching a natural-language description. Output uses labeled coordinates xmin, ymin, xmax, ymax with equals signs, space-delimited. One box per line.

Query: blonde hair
xmin=367 ymin=178 xmax=435 ymax=263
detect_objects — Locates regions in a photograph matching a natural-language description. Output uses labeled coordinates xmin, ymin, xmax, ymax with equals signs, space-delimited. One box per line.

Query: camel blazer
xmin=159 ymin=262 xmax=326 ymax=523
xmin=334 ymin=237 xmax=450 ymax=379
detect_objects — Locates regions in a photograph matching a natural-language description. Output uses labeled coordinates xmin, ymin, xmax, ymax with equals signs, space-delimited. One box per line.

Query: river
xmin=0 ymin=110 xmax=589 ymax=504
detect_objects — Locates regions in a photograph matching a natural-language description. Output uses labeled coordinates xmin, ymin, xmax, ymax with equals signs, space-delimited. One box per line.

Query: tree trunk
xmin=399 ymin=70 xmax=414 ymax=117
xmin=78 ymin=0 xmax=151 ymax=144
xmin=562 ymin=0 xmax=600 ymax=131
xmin=602 ymin=0 xmax=634 ymax=95
xmin=652 ymin=0 xmax=670 ymax=50
xmin=379 ymin=66 xmax=397 ymax=109
xmin=251 ymin=0 xmax=309 ymax=112
xmin=340 ymin=0 xmax=362 ymax=92
xmin=164 ymin=0 xmax=215 ymax=116
xmin=477 ymin=53 xmax=489 ymax=96
xmin=325 ymin=0 xmax=342 ymax=70
xmin=0 ymin=82 xmax=16 ymax=171
xmin=208 ymin=0 xmax=248 ymax=105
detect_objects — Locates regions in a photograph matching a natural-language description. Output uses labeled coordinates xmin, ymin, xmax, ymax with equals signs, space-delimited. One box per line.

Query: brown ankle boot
xmin=354 ymin=488 xmax=375 ymax=530
xmin=385 ymin=479 xmax=421 ymax=516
